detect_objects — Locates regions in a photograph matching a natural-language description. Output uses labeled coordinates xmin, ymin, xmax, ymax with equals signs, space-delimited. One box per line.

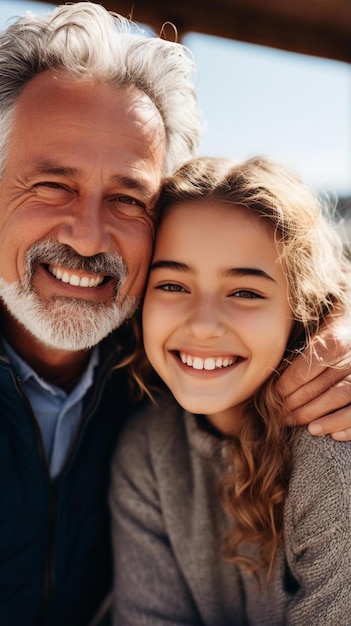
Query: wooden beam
xmin=100 ymin=0 xmax=351 ymax=63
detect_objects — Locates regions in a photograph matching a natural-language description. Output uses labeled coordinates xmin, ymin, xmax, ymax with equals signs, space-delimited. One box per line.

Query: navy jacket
xmin=0 ymin=328 xmax=133 ymax=626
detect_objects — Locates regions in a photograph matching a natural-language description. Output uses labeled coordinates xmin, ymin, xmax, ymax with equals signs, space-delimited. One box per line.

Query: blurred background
xmin=1 ymin=0 xmax=350 ymax=234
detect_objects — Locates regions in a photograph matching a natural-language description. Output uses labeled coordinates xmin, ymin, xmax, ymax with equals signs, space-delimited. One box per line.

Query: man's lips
xmin=47 ymin=264 xmax=107 ymax=288
xmin=177 ymin=351 xmax=242 ymax=371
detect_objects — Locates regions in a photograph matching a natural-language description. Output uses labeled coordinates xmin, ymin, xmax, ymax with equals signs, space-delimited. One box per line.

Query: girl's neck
xmin=205 ymin=405 xmax=246 ymax=437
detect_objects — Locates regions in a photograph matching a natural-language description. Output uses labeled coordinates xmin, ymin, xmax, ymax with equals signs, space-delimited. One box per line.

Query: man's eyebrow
xmin=110 ymin=175 xmax=158 ymax=201
xmin=23 ymin=166 xmax=157 ymax=200
xmin=23 ymin=165 xmax=79 ymax=181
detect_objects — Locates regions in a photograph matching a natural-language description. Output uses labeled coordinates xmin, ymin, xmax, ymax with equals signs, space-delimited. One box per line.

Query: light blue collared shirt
xmin=4 ymin=340 xmax=99 ymax=478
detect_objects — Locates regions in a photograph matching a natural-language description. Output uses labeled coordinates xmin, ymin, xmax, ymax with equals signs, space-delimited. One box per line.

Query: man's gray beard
xmin=0 ymin=241 xmax=138 ymax=351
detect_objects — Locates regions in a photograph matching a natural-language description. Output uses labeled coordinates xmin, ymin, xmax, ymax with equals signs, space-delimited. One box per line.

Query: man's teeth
xmin=49 ymin=265 xmax=104 ymax=288
xmin=179 ymin=353 xmax=235 ymax=370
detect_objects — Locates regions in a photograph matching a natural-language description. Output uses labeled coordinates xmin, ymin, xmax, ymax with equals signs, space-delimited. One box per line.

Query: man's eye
xmin=33 ymin=182 xmax=73 ymax=201
xmin=117 ymin=196 xmax=139 ymax=205
xmin=109 ymin=195 xmax=147 ymax=215
xmin=42 ymin=181 xmax=64 ymax=188
xmin=35 ymin=181 xmax=67 ymax=190
xmin=156 ymin=283 xmax=187 ymax=293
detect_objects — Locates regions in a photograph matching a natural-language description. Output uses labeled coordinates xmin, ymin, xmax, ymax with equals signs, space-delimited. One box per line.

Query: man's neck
xmin=1 ymin=310 xmax=91 ymax=392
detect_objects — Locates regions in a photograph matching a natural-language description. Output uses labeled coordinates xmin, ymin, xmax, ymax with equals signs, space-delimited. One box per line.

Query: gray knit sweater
xmin=110 ymin=394 xmax=351 ymax=625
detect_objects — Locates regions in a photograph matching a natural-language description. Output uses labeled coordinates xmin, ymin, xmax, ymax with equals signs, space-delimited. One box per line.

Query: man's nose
xmin=184 ymin=297 xmax=226 ymax=340
xmin=57 ymin=195 xmax=112 ymax=257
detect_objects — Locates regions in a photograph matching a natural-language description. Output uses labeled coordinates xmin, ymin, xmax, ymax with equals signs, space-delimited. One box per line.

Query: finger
xmin=279 ymin=349 xmax=326 ymax=399
xmin=287 ymin=377 xmax=351 ymax=424
xmin=306 ymin=405 xmax=351 ymax=438
xmin=284 ymin=370 xmax=351 ymax=413
xmin=279 ymin=325 xmax=351 ymax=398
xmin=330 ymin=428 xmax=351 ymax=442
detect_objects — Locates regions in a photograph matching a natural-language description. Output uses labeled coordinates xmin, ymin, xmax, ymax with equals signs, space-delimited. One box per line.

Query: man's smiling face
xmin=0 ymin=69 xmax=166 ymax=351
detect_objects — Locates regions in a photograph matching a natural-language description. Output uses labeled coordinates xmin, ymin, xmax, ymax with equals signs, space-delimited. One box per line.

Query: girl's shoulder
xmin=286 ymin=427 xmax=351 ymax=530
xmin=292 ymin=426 xmax=351 ymax=472
xmin=282 ymin=428 xmax=351 ymax=622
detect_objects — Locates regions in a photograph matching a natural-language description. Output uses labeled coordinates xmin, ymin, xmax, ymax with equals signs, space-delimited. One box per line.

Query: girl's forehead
xmin=154 ymin=198 xmax=280 ymax=269
xmin=158 ymin=197 xmax=274 ymax=236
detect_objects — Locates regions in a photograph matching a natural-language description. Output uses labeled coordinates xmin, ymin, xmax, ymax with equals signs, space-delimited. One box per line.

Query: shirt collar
xmin=3 ymin=338 xmax=100 ymax=398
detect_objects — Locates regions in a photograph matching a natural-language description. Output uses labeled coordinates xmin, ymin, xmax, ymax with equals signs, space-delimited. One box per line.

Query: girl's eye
xmin=231 ymin=290 xmax=262 ymax=299
xmin=156 ymin=283 xmax=188 ymax=293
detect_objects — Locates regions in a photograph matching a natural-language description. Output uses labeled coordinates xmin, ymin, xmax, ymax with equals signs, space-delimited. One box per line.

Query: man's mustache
xmin=25 ymin=240 xmax=128 ymax=280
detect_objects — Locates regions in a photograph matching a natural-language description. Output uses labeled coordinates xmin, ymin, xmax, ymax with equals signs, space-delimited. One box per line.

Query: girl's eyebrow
xmin=222 ymin=267 xmax=276 ymax=282
xmin=149 ymin=260 xmax=191 ymax=272
xmin=150 ymin=260 xmax=276 ymax=282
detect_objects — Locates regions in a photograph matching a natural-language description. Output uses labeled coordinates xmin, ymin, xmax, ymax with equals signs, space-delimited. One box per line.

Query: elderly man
xmin=0 ymin=3 xmax=350 ymax=625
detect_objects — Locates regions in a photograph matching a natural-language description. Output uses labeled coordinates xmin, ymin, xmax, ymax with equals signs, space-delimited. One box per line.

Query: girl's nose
xmin=184 ymin=298 xmax=226 ymax=340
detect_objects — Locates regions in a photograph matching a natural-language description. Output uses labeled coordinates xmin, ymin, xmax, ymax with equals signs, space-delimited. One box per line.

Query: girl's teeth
xmin=204 ymin=358 xmax=215 ymax=370
xmin=180 ymin=353 xmax=234 ymax=370
xmin=193 ymin=357 xmax=203 ymax=370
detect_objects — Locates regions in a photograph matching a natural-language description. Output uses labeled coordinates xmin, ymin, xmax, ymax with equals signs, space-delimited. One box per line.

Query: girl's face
xmin=142 ymin=199 xmax=293 ymax=434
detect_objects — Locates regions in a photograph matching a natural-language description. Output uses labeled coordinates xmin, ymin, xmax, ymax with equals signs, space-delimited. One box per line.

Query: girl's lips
xmin=178 ymin=351 xmax=240 ymax=371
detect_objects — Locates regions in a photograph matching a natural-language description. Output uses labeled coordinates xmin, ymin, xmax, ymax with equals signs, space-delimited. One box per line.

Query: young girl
xmin=110 ymin=157 xmax=351 ymax=625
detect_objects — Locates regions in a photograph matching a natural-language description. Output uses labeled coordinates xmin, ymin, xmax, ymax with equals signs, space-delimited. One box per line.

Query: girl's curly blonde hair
xmin=123 ymin=156 xmax=351 ymax=577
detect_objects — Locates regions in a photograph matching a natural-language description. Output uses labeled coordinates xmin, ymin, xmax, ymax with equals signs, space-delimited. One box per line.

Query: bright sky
xmin=1 ymin=0 xmax=350 ymax=197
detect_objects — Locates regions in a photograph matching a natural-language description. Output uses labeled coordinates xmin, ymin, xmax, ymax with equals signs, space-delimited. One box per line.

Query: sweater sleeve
xmin=283 ymin=429 xmax=351 ymax=626
xmin=109 ymin=405 xmax=203 ymax=626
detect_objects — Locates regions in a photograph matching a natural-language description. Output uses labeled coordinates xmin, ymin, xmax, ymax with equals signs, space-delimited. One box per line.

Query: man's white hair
xmin=0 ymin=1 xmax=202 ymax=176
